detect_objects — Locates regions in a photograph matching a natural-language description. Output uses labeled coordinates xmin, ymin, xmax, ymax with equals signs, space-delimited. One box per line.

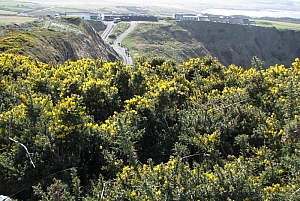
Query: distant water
xmin=202 ymin=9 xmax=300 ymax=19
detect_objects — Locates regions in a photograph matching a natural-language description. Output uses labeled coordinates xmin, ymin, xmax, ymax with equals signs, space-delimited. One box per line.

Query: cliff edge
xmin=0 ymin=17 xmax=120 ymax=63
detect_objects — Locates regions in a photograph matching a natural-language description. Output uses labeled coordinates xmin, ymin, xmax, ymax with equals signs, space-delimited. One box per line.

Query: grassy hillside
xmin=122 ymin=21 xmax=300 ymax=68
xmin=255 ymin=19 xmax=300 ymax=31
xmin=0 ymin=17 xmax=120 ymax=63
xmin=123 ymin=22 xmax=211 ymax=65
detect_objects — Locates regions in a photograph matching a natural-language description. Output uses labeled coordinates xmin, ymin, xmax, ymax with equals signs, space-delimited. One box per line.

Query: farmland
xmin=0 ymin=16 xmax=38 ymax=25
xmin=255 ymin=19 xmax=300 ymax=31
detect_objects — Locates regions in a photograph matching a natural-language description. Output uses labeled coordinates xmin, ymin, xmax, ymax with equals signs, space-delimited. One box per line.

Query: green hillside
xmin=255 ymin=19 xmax=300 ymax=31
xmin=0 ymin=17 xmax=119 ymax=63
xmin=122 ymin=21 xmax=300 ymax=68
xmin=1 ymin=53 xmax=300 ymax=200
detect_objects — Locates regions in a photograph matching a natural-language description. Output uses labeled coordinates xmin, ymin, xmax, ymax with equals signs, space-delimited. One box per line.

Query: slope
xmin=123 ymin=21 xmax=300 ymax=68
xmin=0 ymin=17 xmax=120 ymax=63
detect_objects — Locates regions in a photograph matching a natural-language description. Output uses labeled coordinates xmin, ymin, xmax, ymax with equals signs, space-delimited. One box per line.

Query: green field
xmin=0 ymin=16 xmax=38 ymax=24
xmin=49 ymin=7 xmax=84 ymax=13
xmin=121 ymin=22 xmax=204 ymax=63
xmin=0 ymin=0 xmax=35 ymax=12
xmin=0 ymin=9 xmax=17 ymax=15
xmin=255 ymin=19 xmax=300 ymax=30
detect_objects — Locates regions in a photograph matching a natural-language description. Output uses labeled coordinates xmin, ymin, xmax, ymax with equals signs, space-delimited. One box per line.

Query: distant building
xmin=173 ymin=14 xmax=200 ymax=21
xmin=102 ymin=14 xmax=158 ymax=22
xmin=249 ymin=20 xmax=256 ymax=25
xmin=90 ymin=13 xmax=101 ymax=20
xmin=65 ymin=12 xmax=91 ymax=20
xmin=173 ymin=13 xmax=255 ymax=25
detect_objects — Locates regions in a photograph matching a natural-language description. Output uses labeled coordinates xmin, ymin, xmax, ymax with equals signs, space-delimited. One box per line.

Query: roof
xmin=65 ymin=12 xmax=90 ymax=16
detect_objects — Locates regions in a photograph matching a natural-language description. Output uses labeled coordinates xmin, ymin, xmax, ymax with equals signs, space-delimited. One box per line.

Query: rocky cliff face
xmin=0 ymin=17 xmax=120 ymax=63
xmin=177 ymin=21 xmax=300 ymax=68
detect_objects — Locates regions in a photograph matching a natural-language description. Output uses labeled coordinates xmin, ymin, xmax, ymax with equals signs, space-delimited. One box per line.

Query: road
xmin=43 ymin=20 xmax=51 ymax=28
xmin=101 ymin=22 xmax=115 ymax=40
xmin=101 ymin=21 xmax=136 ymax=65
xmin=113 ymin=22 xmax=136 ymax=66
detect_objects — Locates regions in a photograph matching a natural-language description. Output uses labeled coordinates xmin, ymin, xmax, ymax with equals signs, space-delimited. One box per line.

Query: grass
xmin=49 ymin=7 xmax=84 ymax=13
xmin=121 ymin=22 xmax=207 ymax=64
xmin=107 ymin=22 xmax=130 ymax=44
xmin=0 ymin=10 xmax=17 ymax=15
xmin=255 ymin=20 xmax=300 ymax=31
xmin=0 ymin=16 xmax=38 ymax=24
xmin=0 ymin=0 xmax=36 ymax=12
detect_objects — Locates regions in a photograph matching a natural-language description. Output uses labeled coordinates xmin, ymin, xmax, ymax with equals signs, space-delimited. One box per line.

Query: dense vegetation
xmin=1 ymin=53 xmax=300 ymax=200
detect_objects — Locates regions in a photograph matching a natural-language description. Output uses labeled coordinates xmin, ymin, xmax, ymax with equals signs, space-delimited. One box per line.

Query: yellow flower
xmin=99 ymin=145 xmax=103 ymax=150
xmin=208 ymin=132 xmax=217 ymax=142
xmin=156 ymin=190 xmax=161 ymax=195
xmin=130 ymin=191 xmax=136 ymax=197
xmin=153 ymin=165 xmax=161 ymax=172
xmin=281 ymin=187 xmax=287 ymax=193
xmin=256 ymin=151 xmax=263 ymax=158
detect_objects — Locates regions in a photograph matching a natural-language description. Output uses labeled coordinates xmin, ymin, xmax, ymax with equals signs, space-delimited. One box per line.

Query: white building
xmin=65 ymin=12 xmax=91 ymax=20
xmin=173 ymin=13 xmax=209 ymax=21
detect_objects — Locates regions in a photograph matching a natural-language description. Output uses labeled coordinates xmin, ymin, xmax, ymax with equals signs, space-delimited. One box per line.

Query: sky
xmin=16 ymin=0 xmax=300 ymax=18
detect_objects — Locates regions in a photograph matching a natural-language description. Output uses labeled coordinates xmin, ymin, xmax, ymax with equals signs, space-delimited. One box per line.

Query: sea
xmin=202 ymin=9 xmax=300 ymax=19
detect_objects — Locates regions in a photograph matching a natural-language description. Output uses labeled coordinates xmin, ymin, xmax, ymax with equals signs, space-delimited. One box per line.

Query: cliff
xmin=178 ymin=21 xmax=300 ymax=68
xmin=0 ymin=17 xmax=120 ymax=63
xmin=123 ymin=21 xmax=300 ymax=68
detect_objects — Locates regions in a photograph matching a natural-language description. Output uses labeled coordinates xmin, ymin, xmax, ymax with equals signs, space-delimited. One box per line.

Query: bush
xmin=0 ymin=54 xmax=300 ymax=200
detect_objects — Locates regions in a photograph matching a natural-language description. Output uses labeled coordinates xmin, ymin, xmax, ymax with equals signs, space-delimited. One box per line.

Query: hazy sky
xmin=16 ymin=0 xmax=300 ymax=18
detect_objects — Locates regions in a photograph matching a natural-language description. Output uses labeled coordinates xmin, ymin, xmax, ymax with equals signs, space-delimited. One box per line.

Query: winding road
xmin=101 ymin=22 xmax=115 ymax=40
xmin=102 ymin=21 xmax=136 ymax=66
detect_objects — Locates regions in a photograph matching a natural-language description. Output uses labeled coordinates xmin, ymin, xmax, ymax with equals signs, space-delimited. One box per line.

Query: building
xmin=90 ymin=13 xmax=101 ymax=20
xmin=65 ymin=12 xmax=91 ymax=20
xmin=173 ymin=13 xmax=255 ymax=25
xmin=102 ymin=14 xmax=158 ymax=22
xmin=173 ymin=13 xmax=210 ymax=22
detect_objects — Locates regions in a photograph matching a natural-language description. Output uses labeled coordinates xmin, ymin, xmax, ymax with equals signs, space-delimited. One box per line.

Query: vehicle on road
xmin=113 ymin=18 xmax=121 ymax=23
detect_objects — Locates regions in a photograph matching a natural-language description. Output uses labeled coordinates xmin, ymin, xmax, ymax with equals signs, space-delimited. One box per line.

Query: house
xmin=102 ymin=14 xmax=158 ymax=22
xmin=65 ymin=12 xmax=91 ymax=20
xmin=90 ymin=13 xmax=101 ymax=20
xmin=173 ymin=13 xmax=209 ymax=21
xmin=173 ymin=14 xmax=197 ymax=21
xmin=208 ymin=16 xmax=230 ymax=23
xmin=249 ymin=20 xmax=256 ymax=26
xmin=228 ymin=18 xmax=245 ymax=25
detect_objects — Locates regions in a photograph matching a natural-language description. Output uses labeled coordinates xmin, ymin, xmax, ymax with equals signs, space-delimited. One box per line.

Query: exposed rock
xmin=0 ymin=195 xmax=11 ymax=201
xmin=0 ymin=17 xmax=120 ymax=63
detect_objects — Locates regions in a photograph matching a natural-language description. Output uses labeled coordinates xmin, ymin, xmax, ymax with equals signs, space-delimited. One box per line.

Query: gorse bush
xmin=0 ymin=53 xmax=300 ymax=200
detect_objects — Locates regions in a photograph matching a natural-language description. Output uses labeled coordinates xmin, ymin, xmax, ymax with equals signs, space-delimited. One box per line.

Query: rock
xmin=0 ymin=195 xmax=12 ymax=201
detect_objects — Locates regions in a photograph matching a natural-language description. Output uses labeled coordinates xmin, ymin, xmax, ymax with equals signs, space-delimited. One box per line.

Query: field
xmin=255 ymin=19 xmax=300 ymax=30
xmin=48 ymin=7 xmax=85 ymax=13
xmin=0 ymin=16 xmax=38 ymax=25
xmin=0 ymin=10 xmax=17 ymax=15
xmin=0 ymin=0 xmax=36 ymax=12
